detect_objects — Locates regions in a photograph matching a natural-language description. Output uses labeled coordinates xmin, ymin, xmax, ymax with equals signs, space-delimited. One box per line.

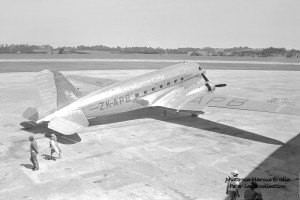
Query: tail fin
xmin=34 ymin=70 xmax=81 ymax=115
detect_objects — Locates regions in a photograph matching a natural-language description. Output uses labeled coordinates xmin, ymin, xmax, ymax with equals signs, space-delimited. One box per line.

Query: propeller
xmin=201 ymin=73 xmax=209 ymax=82
xmin=215 ymin=84 xmax=227 ymax=87
xmin=201 ymin=72 xmax=226 ymax=92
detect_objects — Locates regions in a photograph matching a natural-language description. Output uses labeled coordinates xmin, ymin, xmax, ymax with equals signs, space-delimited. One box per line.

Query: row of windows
xmin=135 ymin=77 xmax=185 ymax=98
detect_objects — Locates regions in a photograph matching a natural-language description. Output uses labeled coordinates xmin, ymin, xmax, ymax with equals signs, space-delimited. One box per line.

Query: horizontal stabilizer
xmin=20 ymin=121 xmax=37 ymax=129
xmin=67 ymin=75 xmax=118 ymax=88
xmin=48 ymin=110 xmax=89 ymax=135
xmin=22 ymin=107 xmax=39 ymax=121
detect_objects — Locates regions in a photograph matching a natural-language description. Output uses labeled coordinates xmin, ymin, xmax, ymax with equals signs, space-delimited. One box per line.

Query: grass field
xmin=0 ymin=52 xmax=300 ymax=72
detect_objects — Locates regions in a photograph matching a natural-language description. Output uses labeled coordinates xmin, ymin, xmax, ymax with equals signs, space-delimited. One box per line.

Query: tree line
xmin=0 ymin=44 xmax=299 ymax=58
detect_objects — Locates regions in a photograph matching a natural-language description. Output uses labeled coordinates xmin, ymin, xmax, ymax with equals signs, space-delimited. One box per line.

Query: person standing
xmin=29 ymin=136 xmax=39 ymax=171
xmin=226 ymin=170 xmax=240 ymax=200
xmin=244 ymin=182 xmax=262 ymax=200
xmin=50 ymin=133 xmax=61 ymax=159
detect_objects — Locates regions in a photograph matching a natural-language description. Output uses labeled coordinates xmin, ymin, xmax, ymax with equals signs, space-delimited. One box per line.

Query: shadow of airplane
xmin=89 ymin=107 xmax=284 ymax=145
xmin=20 ymin=107 xmax=283 ymax=146
xmin=223 ymin=133 xmax=300 ymax=200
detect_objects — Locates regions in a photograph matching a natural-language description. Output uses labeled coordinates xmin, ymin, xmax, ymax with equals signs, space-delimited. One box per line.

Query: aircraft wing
xmin=67 ymin=75 xmax=118 ymax=88
xmin=152 ymin=93 xmax=300 ymax=116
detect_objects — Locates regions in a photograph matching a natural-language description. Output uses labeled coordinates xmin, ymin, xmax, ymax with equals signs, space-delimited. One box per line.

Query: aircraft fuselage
xmin=38 ymin=63 xmax=204 ymax=122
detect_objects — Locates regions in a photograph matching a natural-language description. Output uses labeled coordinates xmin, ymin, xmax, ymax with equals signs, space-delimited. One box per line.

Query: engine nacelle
xmin=185 ymin=82 xmax=215 ymax=96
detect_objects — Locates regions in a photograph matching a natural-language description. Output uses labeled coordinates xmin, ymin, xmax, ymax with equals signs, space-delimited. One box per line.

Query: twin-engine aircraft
xmin=22 ymin=62 xmax=300 ymax=135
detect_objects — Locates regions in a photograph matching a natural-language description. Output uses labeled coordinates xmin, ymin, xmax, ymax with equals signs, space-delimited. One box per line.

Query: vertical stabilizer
xmin=34 ymin=70 xmax=81 ymax=116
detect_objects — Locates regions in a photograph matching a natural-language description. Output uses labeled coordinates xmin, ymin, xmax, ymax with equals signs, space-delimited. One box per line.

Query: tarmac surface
xmin=0 ymin=69 xmax=300 ymax=200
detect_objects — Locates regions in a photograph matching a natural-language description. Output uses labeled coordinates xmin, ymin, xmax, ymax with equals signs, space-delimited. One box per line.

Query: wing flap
xmin=48 ymin=109 xmax=89 ymax=135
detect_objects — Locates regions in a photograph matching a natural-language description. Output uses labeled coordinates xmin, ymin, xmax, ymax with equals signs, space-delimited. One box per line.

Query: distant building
xmin=215 ymin=48 xmax=225 ymax=54
xmin=188 ymin=50 xmax=209 ymax=56
xmin=224 ymin=52 xmax=233 ymax=56
xmin=197 ymin=50 xmax=209 ymax=56
xmin=32 ymin=48 xmax=51 ymax=54
xmin=51 ymin=49 xmax=60 ymax=54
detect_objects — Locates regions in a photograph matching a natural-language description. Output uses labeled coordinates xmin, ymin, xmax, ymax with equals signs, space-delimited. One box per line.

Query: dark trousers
xmin=30 ymin=152 xmax=39 ymax=170
xmin=227 ymin=191 xmax=237 ymax=200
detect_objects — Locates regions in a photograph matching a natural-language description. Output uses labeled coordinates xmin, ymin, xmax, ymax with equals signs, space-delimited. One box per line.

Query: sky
xmin=0 ymin=0 xmax=300 ymax=49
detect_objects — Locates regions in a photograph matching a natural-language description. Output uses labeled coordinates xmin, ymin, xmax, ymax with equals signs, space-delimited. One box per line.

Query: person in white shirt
xmin=50 ymin=133 xmax=61 ymax=159
xmin=226 ymin=170 xmax=240 ymax=200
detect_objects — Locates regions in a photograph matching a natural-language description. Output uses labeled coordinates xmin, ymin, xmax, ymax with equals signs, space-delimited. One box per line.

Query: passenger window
xmin=160 ymin=85 xmax=163 ymax=88
xmin=174 ymin=79 xmax=177 ymax=83
xmin=181 ymin=77 xmax=184 ymax=81
xmin=135 ymin=93 xmax=139 ymax=97
xmin=152 ymin=87 xmax=155 ymax=91
xmin=144 ymin=90 xmax=147 ymax=94
xmin=167 ymin=82 xmax=170 ymax=86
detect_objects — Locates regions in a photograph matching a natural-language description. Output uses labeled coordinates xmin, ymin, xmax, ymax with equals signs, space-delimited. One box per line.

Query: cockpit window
xmin=198 ymin=66 xmax=201 ymax=70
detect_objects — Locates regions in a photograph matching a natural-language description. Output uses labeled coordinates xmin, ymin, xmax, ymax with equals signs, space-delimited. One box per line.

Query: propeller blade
xmin=215 ymin=84 xmax=227 ymax=87
xmin=205 ymin=83 xmax=212 ymax=92
xmin=201 ymin=73 xmax=209 ymax=82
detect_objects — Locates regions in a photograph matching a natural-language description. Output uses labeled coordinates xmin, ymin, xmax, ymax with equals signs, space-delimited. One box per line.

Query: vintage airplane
xmin=22 ymin=62 xmax=300 ymax=135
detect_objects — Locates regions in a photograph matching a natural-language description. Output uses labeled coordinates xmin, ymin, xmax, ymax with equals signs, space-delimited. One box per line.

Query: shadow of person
xmin=20 ymin=164 xmax=33 ymax=169
xmin=41 ymin=154 xmax=56 ymax=161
